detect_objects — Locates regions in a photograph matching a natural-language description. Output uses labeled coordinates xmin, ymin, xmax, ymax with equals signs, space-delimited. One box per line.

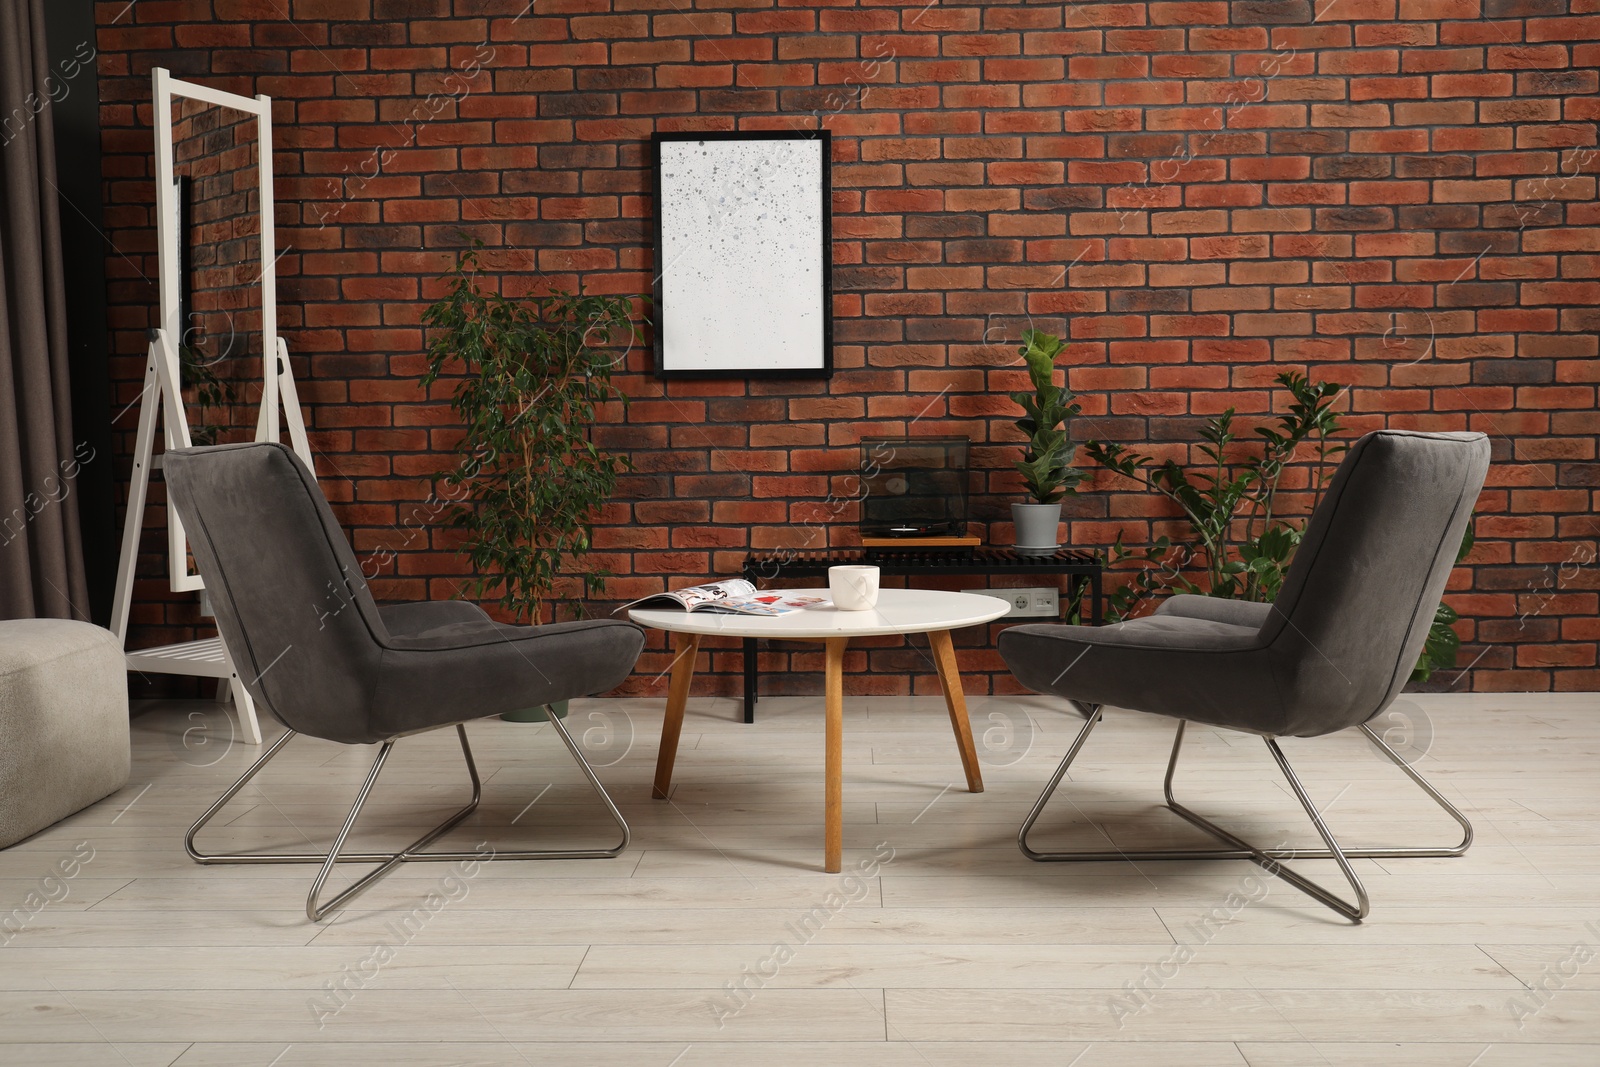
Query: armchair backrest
xmin=163 ymin=443 xmax=391 ymax=744
xmin=1262 ymin=429 xmax=1490 ymax=736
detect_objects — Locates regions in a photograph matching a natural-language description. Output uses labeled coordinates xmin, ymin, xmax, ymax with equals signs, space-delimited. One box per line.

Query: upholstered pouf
xmin=0 ymin=620 xmax=129 ymax=848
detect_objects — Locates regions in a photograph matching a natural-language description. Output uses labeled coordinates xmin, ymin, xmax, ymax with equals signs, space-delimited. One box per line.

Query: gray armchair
xmin=163 ymin=443 xmax=644 ymax=921
xmin=999 ymin=430 xmax=1490 ymax=921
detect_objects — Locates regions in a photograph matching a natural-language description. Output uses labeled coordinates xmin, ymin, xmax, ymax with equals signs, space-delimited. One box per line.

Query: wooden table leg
xmin=823 ymin=637 xmax=848 ymax=873
xmin=652 ymin=632 xmax=700 ymax=800
xmin=929 ymin=629 xmax=984 ymax=794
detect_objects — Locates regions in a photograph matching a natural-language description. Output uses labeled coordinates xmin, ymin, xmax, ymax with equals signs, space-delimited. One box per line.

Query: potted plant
xmin=421 ymin=248 xmax=641 ymax=719
xmin=1008 ymin=328 xmax=1084 ymax=554
xmin=1079 ymin=372 xmax=1470 ymax=683
xmin=1083 ymin=372 xmax=1346 ymax=613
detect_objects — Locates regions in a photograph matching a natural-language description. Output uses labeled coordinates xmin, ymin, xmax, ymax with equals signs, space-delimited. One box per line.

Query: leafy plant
xmin=1084 ymin=372 xmax=1346 ymax=609
xmin=1412 ymin=525 xmax=1474 ymax=684
xmin=421 ymin=248 xmax=640 ymax=623
xmin=1065 ymin=533 xmax=1183 ymax=625
xmin=1009 ymin=328 xmax=1085 ymax=504
xmin=178 ymin=343 xmax=235 ymax=446
xmin=1082 ymin=372 xmax=1473 ymax=683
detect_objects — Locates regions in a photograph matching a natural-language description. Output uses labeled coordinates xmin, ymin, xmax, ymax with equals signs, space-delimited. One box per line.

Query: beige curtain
xmin=0 ymin=0 xmax=90 ymax=620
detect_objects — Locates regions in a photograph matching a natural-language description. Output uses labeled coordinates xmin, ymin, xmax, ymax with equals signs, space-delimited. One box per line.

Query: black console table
xmin=737 ymin=547 xmax=1104 ymax=723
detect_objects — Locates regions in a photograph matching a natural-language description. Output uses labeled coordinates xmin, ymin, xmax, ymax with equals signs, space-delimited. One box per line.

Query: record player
xmin=858 ymin=436 xmax=970 ymax=540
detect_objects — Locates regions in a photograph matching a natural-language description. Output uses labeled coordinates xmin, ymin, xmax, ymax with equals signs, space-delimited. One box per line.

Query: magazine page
xmin=700 ymin=590 xmax=832 ymax=617
xmin=615 ymin=578 xmax=756 ymax=613
xmin=674 ymin=579 xmax=757 ymax=610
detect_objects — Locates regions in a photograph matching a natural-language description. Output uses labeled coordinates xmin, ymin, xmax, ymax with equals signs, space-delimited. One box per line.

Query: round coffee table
xmin=630 ymin=588 xmax=1010 ymax=872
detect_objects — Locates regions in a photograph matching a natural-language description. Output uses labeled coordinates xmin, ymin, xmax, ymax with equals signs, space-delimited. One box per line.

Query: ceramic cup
xmin=829 ymin=565 xmax=881 ymax=611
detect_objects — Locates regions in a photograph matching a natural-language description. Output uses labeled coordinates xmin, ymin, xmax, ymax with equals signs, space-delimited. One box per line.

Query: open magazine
xmin=616 ymin=579 xmax=831 ymax=617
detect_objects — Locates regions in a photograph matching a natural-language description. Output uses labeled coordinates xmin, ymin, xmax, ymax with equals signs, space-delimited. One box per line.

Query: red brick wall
xmin=96 ymin=1 xmax=1600 ymax=697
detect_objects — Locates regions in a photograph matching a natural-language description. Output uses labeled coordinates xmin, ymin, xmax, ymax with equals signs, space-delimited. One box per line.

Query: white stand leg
xmin=227 ymin=670 xmax=263 ymax=746
xmin=111 ymin=332 xmax=307 ymax=749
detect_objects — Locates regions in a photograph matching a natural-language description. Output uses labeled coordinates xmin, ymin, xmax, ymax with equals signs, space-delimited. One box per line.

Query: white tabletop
xmin=629 ymin=587 xmax=1011 ymax=640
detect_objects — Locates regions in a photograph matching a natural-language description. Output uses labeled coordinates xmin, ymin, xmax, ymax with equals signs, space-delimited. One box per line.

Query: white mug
xmin=829 ymin=565 xmax=880 ymax=611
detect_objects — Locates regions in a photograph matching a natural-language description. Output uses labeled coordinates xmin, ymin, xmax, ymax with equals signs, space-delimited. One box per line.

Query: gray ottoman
xmin=0 ymin=619 xmax=130 ymax=848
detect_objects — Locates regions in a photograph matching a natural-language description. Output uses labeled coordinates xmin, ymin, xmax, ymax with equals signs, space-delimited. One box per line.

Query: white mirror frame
xmin=152 ymin=68 xmax=279 ymax=591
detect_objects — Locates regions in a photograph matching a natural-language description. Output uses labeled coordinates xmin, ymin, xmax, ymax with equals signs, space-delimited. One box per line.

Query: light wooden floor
xmin=3 ymin=690 xmax=1599 ymax=1065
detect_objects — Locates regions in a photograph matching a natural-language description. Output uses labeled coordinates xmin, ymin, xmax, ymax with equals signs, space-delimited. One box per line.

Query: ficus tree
xmin=421 ymin=248 xmax=642 ymax=623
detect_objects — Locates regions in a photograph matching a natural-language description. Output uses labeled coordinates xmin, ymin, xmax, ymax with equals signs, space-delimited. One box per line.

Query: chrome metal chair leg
xmin=187 ymin=725 xmax=484 ymax=869
xmin=307 ymin=739 xmax=400 ymax=921
xmin=187 ymin=715 xmax=631 ymax=922
xmin=1354 ymin=722 xmax=1474 ymax=856
xmin=1017 ymin=710 xmax=1475 ymax=922
xmin=1160 ymin=726 xmax=1370 ymax=920
xmin=1017 ymin=703 xmax=1104 ymax=861
xmin=1265 ymin=736 xmax=1368 ymax=920
xmin=1162 ymin=722 xmax=1474 ymax=863
xmin=185 ymin=727 xmax=300 ymax=863
xmin=536 ymin=702 xmax=632 ymax=858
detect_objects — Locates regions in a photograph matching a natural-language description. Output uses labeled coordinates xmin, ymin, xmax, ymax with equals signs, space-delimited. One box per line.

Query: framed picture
xmin=652 ymin=130 xmax=832 ymax=379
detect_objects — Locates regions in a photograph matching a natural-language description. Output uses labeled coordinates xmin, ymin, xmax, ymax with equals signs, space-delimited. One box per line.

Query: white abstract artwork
xmin=653 ymin=132 xmax=831 ymax=377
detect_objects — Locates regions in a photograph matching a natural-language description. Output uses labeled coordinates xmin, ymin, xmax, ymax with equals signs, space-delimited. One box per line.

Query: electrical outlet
xmin=964 ymin=587 xmax=1060 ymax=618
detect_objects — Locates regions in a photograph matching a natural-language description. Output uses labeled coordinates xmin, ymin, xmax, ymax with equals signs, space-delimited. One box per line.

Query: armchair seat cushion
xmin=372 ymin=618 xmax=644 ymax=738
xmin=1000 ymin=617 xmax=1281 ymax=735
xmin=1156 ymin=594 xmax=1274 ymax=629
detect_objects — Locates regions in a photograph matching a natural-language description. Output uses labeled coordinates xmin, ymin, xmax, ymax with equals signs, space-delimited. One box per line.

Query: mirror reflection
xmin=168 ymin=96 xmax=263 ymax=444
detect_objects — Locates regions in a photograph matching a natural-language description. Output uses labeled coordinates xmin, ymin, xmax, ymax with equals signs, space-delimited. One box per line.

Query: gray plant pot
xmin=1011 ymin=502 xmax=1063 ymax=556
xmin=501 ymin=700 xmax=569 ymax=723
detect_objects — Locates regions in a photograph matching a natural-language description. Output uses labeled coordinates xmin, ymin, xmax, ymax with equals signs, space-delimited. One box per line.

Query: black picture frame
xmin=651 ymin=129 xmax=833 ymax=380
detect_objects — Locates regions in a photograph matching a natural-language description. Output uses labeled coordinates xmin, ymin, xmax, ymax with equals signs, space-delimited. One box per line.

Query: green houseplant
xmin=178 ymin=343 xmax=236 ymax=446
xmin=1412 ymin=525 xmax=1474 ymax=684
xmin=1009 ymin=328 xmax=1085 ymax=554
xmin=1085 ymin=372 xmax=1346 ymax=607
xmin=421 ymin=249 xmax=641 ymax=718
xmin=1081 ymin=372 xmax=1468 ymax=682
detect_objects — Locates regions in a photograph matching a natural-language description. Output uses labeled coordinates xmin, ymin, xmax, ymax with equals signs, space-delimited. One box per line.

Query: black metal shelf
xmin=744 ymin=547 xmax=1102 ymax=578
xmin=735 ymin=547 xmax=1105 ymax=722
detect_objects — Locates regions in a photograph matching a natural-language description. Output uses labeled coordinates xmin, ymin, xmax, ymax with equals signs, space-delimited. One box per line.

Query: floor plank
xmin=0 ymin=693 xmax=1596 ymax=1059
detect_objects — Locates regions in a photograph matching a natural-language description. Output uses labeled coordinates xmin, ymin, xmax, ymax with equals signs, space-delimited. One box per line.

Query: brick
xmin=1352 ymin=76 xmax=1430 ymax=101
xmin=1435 ymin=73 xmax=1517 ymax=97
xmin=94 ymin=0 xmax=1596 ymax=693
xmin=1521 ymin=71 xmax=1599 ymax=96
xmin=1234 ymin=0 xmax=1312 ymax=22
